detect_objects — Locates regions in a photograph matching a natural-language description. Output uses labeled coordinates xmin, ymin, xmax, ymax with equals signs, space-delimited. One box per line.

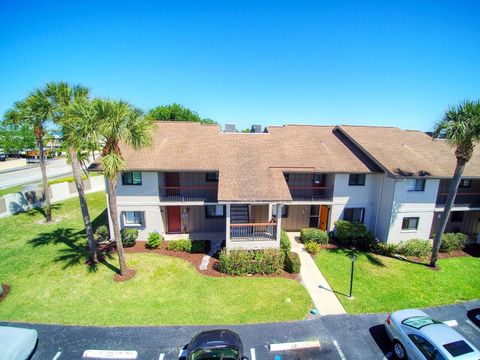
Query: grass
xmin=48 ymin=173 xmax=100 ymax=185
xmin=0 ymin=185 xmax=24 ymax=197
xmin=0 ymin=191 xmax=311 ymax=325
xmin=315 ymin=248 xmax=480 ymax=314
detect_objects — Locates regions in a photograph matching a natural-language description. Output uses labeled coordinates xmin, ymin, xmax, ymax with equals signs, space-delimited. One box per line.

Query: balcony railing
xmin=288 ymin=186 xmax=334 ymax=201
xmin=230 ymin=222 xmax=277 ymax=242
xmin=436 ymin=192 xmax=480 ymax=208
xmin=159 ymin=186 xmax=218 ymax=202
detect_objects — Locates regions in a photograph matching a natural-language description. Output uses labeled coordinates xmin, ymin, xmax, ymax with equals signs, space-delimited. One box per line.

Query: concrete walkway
xmin=288 ymin=232 xmax=346 ymax=315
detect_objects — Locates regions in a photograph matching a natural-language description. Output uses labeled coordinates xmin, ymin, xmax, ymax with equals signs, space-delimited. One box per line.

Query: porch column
xmin=276 ymin=203 xmax=282 ymax=244
xmin=268 ymin=203 xmax=273 ymax=221
xmin=225 ymin=204 xmax=231 ymax=248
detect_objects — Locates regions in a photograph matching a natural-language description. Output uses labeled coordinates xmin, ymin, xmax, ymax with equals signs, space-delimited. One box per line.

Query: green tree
xmin=0 ymin=124 xmax=36 ymax=157
xmin=430 ymin=100 xmax=480 ymax=267
xmin=145 ymin=103 xmax=217 ymax=124
xmin=4 ymin=89 xmax=55 ymax=222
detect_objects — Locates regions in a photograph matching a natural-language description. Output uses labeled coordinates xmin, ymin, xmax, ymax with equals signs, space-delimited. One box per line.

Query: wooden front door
xmin=167 ymin=206 xmax=181 ymax=233
xmin=319 ymin=205 xmax=329 ymax=231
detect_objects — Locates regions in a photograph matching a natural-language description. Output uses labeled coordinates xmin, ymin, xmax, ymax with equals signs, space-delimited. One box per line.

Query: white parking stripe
xmin=332 ymin=340 xmax=346 ymax=360
xmin=269 ymin=340 xmax=320 ymax=351
xmin=466 ymin=320 xmax=480 ymax=333
xmin=250 ymin=348 xmax=256 ymax=360
xmin=52 ymin=352 xmax=62 ymax=360
xmin=158 ymin=353 xmax=164 ymax=360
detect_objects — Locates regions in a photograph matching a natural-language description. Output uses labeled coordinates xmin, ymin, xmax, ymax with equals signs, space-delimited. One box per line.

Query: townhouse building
xmin=90 ymin=122 xmax=480 ymax=249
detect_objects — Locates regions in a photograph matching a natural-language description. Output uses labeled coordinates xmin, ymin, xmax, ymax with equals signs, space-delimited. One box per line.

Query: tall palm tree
xmin=46 ymin=81 xmax=99 ymax=263
xmin=94 ymin=99 xmax=154 ymax=275
xmin=4 ymin=90 xmax=55 ymax=222
xmin=430 ymin=100 xmax=480 ymax=267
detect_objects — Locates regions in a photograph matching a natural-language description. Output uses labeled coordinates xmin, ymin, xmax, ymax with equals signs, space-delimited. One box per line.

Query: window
xmin=459 ymin=179 xmax=471 ymax=188
xmin=205 ymin=205 xmax=225 ymax=218
xmin=443 ymin=340 xmax=474 ymax=357
xmin=122 ymin=171 xmax=142 ymax=185
xmin=313 ymin=174 xmax=325 ymax=185
xmin=349 ymin=174 xmax=366 ymax=186
xmin=343 ymin=208 xmax=365 ymax=222
xmin=408 ymin=335 xmax=446 ymax=360
xmin=124 ymin=211 xmax=143 ymax=226
xmin=450 ymin=211 xmax=463 ymax=222
xmin=206 ymin=172 xmax=219 ymax=182
xmin=284 ymin=173 xmax=289 ymax=182
xmin=407 ymin=179 xmax=426 ymax=191
xmin=272 ymin=205 xmax=288 ymax=218
xmin=402 ymin=217 xmax=419 ymax=230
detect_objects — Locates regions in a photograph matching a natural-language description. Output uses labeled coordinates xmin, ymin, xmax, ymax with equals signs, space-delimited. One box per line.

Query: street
xmin=1 ymin=300 xmax=479 ymax=360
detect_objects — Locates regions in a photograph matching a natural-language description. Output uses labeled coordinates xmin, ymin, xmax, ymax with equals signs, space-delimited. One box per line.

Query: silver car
xmin=385 ymin=309 xmax=480 ymax=360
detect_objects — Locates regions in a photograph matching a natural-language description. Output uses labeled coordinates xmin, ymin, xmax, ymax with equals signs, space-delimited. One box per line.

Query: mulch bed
xmin=0 ymin=284 xmax=10 ymax=302
xmin=113 ymin=269 xmax=136 ymax=282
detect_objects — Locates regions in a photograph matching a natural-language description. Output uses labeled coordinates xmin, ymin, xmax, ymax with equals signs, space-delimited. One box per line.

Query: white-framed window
xmin=123 ymin=211 xmax=143 ymax=226
xmin=402 ymin=217 xmax=419 ymax=230
xmin=205 ymin=205 xmax=225 ymax=218
xmin=407 ymin=179 xmax=425 ymax=191
xmin=459 ymin=179 xmax=471 ymax=188
xmin=272 ymin=205 xmax=288 ymax=218
xmin=343 ymin=208 xmax=365 ymax=222
xmin=349 ymin=174 xmax=366 ymax=186
xmin=122 ymin=171 xmax=142 ymax=185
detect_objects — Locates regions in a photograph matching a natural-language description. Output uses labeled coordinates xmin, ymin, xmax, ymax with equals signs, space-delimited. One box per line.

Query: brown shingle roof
xmin=90 ymin=122 xmax=381 ymax=201
xmin=337 ymin=125 xmax=480 ymax=178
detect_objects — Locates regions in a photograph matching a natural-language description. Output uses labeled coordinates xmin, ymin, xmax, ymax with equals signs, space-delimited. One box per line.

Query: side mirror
xmin=241 ymin=357 xmax=249 ymax=360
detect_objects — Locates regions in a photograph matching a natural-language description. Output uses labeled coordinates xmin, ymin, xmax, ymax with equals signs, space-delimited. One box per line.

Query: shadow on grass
xmin=23 ymin=203 xmax=62 ymax=219
xmin=318 ymin=284 xmax=350 ymax=298
xmin=325 ymin=247 xmax=386 ymax=268
xmin=28 ymin=227 xmax=119 ymax=274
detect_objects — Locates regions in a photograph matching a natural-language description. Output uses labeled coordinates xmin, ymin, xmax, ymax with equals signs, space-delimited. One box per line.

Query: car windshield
xmin=191 ymin=346 xmax=239 ymax=360
xmin=443 ymin=341 xmax=474 ymax=357
xmin=402 ymin=316 xmax=441 ymax=330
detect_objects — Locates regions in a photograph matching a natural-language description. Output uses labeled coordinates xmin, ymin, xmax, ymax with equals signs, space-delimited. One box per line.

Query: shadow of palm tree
xmin=24 ymin=203 xmax=62 ymax=219
xmin=325 ymin=247 xmax=386 ymax=267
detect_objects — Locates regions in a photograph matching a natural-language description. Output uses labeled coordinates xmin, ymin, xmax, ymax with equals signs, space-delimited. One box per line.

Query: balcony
xmin=436 ymin=192 xmax=480 ymax=208
xmin=159 ymin=186 xmax=218 ymax=202
xmin=288 ymin=186 xmax=334 ymax=202
xmin=230 ymin=222 xmax=277 ymax=242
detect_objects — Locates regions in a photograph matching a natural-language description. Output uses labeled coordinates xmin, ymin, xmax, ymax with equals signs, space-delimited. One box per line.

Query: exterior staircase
xmin=230 ymin=205 xmax=249 ymax=224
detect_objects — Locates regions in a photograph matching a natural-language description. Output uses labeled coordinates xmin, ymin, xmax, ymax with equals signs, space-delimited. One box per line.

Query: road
xmin=0 ymin=158 xmax=73 ymax=189
xmin=1 ymin=300 xmax=479 ymax=360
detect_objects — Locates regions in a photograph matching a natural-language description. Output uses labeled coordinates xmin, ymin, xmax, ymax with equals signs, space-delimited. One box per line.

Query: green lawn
xmin=315 ymin=248 xmax=480 ymax=314
xmin=0 ymin=191 xmax=311 ymax=325
xmin=0 ymin=185 xmax=24 ymax=197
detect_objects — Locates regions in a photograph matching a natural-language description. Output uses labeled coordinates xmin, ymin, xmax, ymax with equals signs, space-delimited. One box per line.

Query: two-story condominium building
xmin=90 ymin=122 xmax=480 ymax=249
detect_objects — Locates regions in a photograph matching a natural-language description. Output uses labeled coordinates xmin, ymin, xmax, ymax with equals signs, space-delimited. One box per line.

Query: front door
xmin=319 ymin=205 xmax=329 ymax=231
xmin=167 ymin=206 xmax=181 ymax=233
xmin=309 ymin=205 xmax=319 ymax=228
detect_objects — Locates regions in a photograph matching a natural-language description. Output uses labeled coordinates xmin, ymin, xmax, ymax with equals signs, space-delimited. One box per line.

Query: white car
xmin=0 ymin=326 xmax=38 ymax=360
xmin=385 ymin=309 xmax=480 ymax=359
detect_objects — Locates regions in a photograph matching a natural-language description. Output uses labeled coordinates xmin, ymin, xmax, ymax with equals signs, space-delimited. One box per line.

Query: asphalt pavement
xmin=1 ymin=300 xmax=479 ymax=360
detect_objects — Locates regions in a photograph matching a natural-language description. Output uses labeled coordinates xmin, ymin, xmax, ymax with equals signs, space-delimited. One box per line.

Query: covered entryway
xmin=167 ymin=206 xmax=181 ymax=233
xmin=282 ymin=205 xmax=331 ymax=231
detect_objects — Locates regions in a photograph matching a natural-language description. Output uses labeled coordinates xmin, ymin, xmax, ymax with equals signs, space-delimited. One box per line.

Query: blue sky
xmin=0 ymin=1 xmax=479 ymax=131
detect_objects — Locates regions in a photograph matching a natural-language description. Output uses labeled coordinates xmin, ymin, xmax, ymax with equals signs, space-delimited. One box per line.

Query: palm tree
xmin=46 ymin=81 xmax=99 ymax=263
xmin=430 ymin=100 xmax=480 ymax=267
xmin=94 ymin=99 xmax=154 ymax=276
xmin=4 ymin=90 xmax=55 ymax=222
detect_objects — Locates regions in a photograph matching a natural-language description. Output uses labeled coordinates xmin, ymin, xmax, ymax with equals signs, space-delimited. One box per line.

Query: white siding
xmin=116 ymin=171 xmax=159 ymax=205
xmin=117 ymin=205 xmax=164 ymax=240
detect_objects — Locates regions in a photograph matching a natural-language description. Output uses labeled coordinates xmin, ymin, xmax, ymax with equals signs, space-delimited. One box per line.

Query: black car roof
xmin=189 ymin=329 xmax=242 ymax=350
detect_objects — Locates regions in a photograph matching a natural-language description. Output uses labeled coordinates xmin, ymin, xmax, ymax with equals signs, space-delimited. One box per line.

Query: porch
xmin=430 ymin=209 xmax=480 ymax=243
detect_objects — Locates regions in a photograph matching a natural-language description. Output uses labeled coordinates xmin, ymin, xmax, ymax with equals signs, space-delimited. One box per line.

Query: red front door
xmin=167 ymin=206 xmax=182 ymax=233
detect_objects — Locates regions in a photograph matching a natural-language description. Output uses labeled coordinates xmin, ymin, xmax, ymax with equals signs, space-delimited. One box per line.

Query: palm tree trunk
xmin=69 ymin=146 xmax=97 ymax=263
xmin=430 ymin=158 xmax=465 ymax=267
xmin=107 ymin=176 xmax=128 ymax=275
xmin=37 ymin=134 xmax=52 ymax=222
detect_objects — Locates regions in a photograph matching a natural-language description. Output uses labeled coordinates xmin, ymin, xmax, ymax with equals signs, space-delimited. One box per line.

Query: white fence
xmin=0 ymin=175 xmax=105 ymax=218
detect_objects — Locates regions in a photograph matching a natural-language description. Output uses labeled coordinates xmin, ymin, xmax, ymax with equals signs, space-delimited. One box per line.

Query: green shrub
xmin=300 ymin=228 xmax=329 ymax=244
xmin=146 ymin=232 xmax=163 ymax=249
xmin=218 ymin=249 xmax=284 ymax=275
xmin=280 ymin=230 xmax=291 ymax=255
xmin=48 ymin=173 xmax=99 ymax=186
xmin=166 ymin=239 xmax=209 ymax=253
xmin=120 ymin=228 xmax=138 ymax=247
xmin=440 ymin=233 xmax=467 ymax=253
xmin=373 ymin=242 xmax=399 ymax=257
xmin=397 ymin=239 xmax=431 ymax=257
xmin=284 ymin=252 xmax=301 ymax=274
xmin=335 ymin=220 xmax=369 ymax=246
xmin=94 ymin=225 xmax=109 ymax=243
xmin=304 ymin=242 xmax=320 ymax=255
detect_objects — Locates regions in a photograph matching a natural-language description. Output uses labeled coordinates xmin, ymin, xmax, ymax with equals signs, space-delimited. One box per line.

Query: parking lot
xmin=2 ymin=300 xmax=479 ymax=360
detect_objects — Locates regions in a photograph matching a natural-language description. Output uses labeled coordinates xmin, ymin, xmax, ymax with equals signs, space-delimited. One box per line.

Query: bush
xmin=48 ymin=173 xmax=99 ymax=186
xmin=146 ymin=232 xmax=163 ymax=249
xmin=280 ymin=230 xmax=291 ymax=255
xmin=373 ymin=242 xmax=399 ymax=257
xmin=397 ymin=239 xmax=431 ymax=257
xmin=166 ymin=239 xmax=209 ymax=253
xmin=440 ymin=233 xmax=467 ymax=253
xmin=120 ymin=228 xmax=138 ymax=247
xmin=94 ymin=225 xmax=109 ymax=243
xmin=304 ymin=242 xmax=320 ymax=255
xmin=284 ymin=252 xmax=301 ymax=274
xmin=300 ymin=228 xmax=329 ymax=244
xmin=335 ymin=220 xmax=369 ymax=246
xmin=218 ymin=249 xmax=284 ymax=275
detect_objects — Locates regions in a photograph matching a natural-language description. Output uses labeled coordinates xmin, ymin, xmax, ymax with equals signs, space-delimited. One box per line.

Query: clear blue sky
xmin=1 ymin=0 xmax=479 ymax=131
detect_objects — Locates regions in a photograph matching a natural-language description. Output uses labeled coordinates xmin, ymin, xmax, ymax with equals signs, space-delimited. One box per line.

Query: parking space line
xmin=332 ymin=340 xmax=346 ymax=360
xmin=466 ymin=320 xmax=480 ymax=333
xmin=250 ymin=348 xmax=256 ymax=360
xmin=269 ymin=339 xmax=320 ymax=352
xmin=52 ymin=352 xmax=62 ymax=360
xmin=158 ymin=353 xmax=164 ymax=360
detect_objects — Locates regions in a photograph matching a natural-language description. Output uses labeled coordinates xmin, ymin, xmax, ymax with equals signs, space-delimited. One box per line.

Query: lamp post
xmin=349 ymin=254 xmax=356 ymax=298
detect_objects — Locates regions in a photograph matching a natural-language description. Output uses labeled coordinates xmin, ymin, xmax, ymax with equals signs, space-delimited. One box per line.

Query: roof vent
xmin=250 ymin=124 xmax=262 ymax=133
xmin=224 ymin=124 xmax=236 ymax=132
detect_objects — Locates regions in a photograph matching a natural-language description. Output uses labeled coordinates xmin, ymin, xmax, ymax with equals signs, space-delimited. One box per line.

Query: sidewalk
xmin=288 ymin=232 xmax=346 ymax=315
xmin=0 ymin=158 xmax=29 ymax=172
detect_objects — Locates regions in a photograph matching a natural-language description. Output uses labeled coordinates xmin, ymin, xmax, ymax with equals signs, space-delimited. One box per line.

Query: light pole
xmin=349 ymin=254 xmax=356 ymax=298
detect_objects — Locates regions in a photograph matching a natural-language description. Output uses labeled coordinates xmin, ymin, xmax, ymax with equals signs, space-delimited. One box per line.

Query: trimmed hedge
xmin=48 ymin=173 xmax=100 ymax=186
xmin=146 ymin=232 xmax=163 ymax=249
xmin=397 ymin=239 xmax=431 ymax=257
xmin=218 ymin=249 xmax=285 ymax=275
xmin=440 ymin=233 xmax=467 ymax=253
xmin=374 ymin=242 xmax=398 ymax=257
xmin=305 ymin=242 xmax=320 ymax=255
xmin=300 ymin=228 xmax=329 ymax=244
xmin=280 ymin=230 xmax=291 ymax=255
xmin=335 ymin=220 xmax=369 ymax=246
xmin=120 ymin=228 xmax=138 ymax=247
xmin=284 ymin=252 xmax=301 ymax=274
xmin=166 ymin=239 xmax=209 ymax=253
